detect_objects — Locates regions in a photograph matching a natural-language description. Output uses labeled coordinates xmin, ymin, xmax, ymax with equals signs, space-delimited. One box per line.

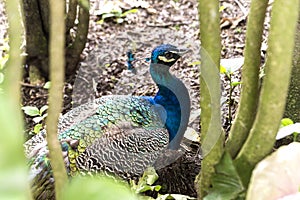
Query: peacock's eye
xmin=164 ymin=52 xmax=173 ymax=59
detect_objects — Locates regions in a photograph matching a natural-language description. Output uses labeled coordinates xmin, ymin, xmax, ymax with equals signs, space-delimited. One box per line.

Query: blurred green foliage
xmin=0 ymin=96 xmax=30 ymax=200
xmin=63 ymin=175 xmax=138 ymax=200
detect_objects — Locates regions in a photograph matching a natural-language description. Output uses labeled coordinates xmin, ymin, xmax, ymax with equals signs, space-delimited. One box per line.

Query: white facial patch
xmin=158 ymin=55 xmax=175 ymax=63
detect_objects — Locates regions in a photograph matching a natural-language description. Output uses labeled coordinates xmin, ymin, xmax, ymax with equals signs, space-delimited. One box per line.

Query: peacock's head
xmin=151 ymin=44 xmax=190 ymax=67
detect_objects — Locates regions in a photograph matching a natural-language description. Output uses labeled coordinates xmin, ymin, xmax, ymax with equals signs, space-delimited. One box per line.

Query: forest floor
xmin=0 ymin=0 xmax=273 ymax=197
xmin=14 ymin=0 xmax=270 ymax=137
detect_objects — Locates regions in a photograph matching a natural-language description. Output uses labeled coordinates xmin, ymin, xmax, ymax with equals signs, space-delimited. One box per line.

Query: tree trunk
xmin=23 ymin=0 xmax=49 ymax=78
xmin=65 ymin=2 xmax=90 ymax=76
xmin=22 ymin=0 xmax=89 ymax=80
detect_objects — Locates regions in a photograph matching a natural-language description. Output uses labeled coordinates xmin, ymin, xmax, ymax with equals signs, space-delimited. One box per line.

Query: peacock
xmin=24 ymin=44 xmax=191 ymax=199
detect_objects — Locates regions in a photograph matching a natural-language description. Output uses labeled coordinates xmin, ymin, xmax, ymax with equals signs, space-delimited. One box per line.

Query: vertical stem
xmin=196 ymin=0 xmax=224 ymax=197
xmin=1 ymin=0 xmax=32 ymax=199
xmin=235 ymin=0 xmax=299 ymax=187
xmin=284 ymin=5 xmax=300 ymax=122
xmin=4 ymin=1 xmax=23 ymax=101
xmin=226 ymin=0 xmax=269 ymax=158
xmin=228 ymin=73 xmax=232 ymax=125
xmin=46 ymin=0 xmax=68 ymax=199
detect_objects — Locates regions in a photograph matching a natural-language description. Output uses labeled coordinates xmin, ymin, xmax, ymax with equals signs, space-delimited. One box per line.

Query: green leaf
xmin=219 ymin=5 xmax=226 ymax=12
xmin=116 ymin=18 xmax=124 ymax=23
xmin=94 ymin=1 xmax=122 ymax=16
xmin=33 ymin=124 xmax=43 ymax=134
xmin=144 ymin=168 xmax=158 ymax=185
xmin=32 ymin=113 xmax=47 ymax=123
xmin=188 ymin=60 xmax=201 ymax=66
xmin=204 ymin=152 xmax=245 ymax=200
xmin=220 ymin=57 xmax=244 ymax=74
xmin=96 ymin=19 xmax=104 ymax=24
xmin=153 ymin=185 xmax=161 ymax=192
xmin=157 ymin=194 xmax=196 ymax=200
xmin=33 ymin=116 xmax=43 ymax=123
xmin=281 ymin=118 xmax=294 ymax=127
xmin=40 ymin=105 xmax=49 ymax=115
xmin=102 ymin=13 xmax=118 ymax=19
xmin=184 ymin=127 xmax=200 ymax=142
xmin=220 ymin=65 xmax=227 ymax=74
xmin=121 ymin=8 xmax=138 ymax=17
xmin=231 ymin=81 xmax=242 ymax=87
xmin=138 ymin=185 xmax=161 ymax=193
xmin=43 ymin=81 xmax=51 ymax=89
xmin=21 ymin=106 xmax=40 ymax=117
xmin=276 ymin=123 xmax=300 ymax=140
xmin=133 ymin=167 xmax=161 ymax=194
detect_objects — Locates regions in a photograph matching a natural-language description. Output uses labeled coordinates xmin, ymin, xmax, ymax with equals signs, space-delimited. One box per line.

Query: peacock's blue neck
xmin=149 ymin=63 xmax=191 ymax=150
xmin=154 ymin=85 xmax=181 ymax=141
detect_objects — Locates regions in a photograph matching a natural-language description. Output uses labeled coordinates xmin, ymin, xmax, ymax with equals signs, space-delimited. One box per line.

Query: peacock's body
xmin=25 ymin=44 xmax=191 ymax=199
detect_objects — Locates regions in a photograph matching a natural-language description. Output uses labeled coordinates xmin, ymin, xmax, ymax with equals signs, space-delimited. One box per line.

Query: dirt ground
xmin=7 ymin=0 xmax=270 ymax=136
xmin=0 ymin=0 xmax=269 ymax=136
xmin=0 ymin=0 xmax=272 ymax=197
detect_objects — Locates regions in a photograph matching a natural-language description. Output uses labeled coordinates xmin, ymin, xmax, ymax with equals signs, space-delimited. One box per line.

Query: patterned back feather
xmin=26 ymin=96 xmax=169 ymax=199
xmin=76 ymin=122 xmax=168 ymax=179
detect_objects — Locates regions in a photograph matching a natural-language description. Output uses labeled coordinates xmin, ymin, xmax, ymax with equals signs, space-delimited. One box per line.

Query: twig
xmin=20 ymin=82 xmax=44 ymax=88
xmin=146 ymin=22 xmax=191 ymax=28
xmin=234 ymin=0 xmax=248 ymax=16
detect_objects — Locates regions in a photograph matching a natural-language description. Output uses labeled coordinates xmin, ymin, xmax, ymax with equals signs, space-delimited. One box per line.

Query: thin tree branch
xmin=66 ymin=0 xmax=78 ymax=33
xmin=46 ymin=0 xmax=68 ymax=199
xmin=226 ymin=0 xmax=269 ymax=158
xmin=66 ymin=1 xmax=90 ymax=75
xmin=4 ymin=1 xmax=24 ymax=99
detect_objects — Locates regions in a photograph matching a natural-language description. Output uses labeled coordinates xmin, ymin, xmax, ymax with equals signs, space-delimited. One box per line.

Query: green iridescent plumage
xmin=25 ymin=96 xmax=169 ymax=199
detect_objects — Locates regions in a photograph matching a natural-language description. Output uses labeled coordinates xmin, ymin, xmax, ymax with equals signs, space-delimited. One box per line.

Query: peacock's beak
xmin=176 ymin=47 xmax=191 ymax=57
